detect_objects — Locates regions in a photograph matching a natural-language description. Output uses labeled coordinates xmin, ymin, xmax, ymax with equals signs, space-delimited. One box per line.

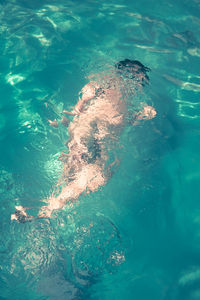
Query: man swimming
xmin=11 ymin=59 xmax=156 ymax=222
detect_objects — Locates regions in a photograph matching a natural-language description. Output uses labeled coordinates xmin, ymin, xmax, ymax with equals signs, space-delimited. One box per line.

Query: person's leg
xmin=38 ymin=163 xmax=106 ymax=218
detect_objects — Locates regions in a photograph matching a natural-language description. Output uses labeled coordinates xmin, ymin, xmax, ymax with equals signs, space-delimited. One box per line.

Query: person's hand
xmin=63 ymin=109 xmax=79 ymax=116
xmin=133 ymin=105 xmax=157 ymax=125
xmin=142 ymin=105 xmax=157 ymax=119
xmin=48 ymin=119 xmax=58 ymax=128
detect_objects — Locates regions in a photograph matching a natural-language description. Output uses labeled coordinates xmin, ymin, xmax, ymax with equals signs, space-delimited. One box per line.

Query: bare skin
xmin=11 ymin=206 xmax=34 ymax=222
xmin=11 ymin=65 xmax=156 ymax=222
xmin=133 ymin=103 xmax=157 ymax=125
xmin=38 ymin=80 xmax=124 ymax=218
xmin=48 ymin=119 xmax=58 ymax=128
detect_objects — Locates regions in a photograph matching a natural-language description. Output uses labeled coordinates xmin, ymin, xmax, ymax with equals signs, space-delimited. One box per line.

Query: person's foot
xmin=11 ymin=206 xmax=34 ymax=223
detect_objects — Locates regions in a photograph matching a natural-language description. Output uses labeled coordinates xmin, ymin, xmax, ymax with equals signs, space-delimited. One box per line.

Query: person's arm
xmin=63 ymin=82 xmax=99 ymax=116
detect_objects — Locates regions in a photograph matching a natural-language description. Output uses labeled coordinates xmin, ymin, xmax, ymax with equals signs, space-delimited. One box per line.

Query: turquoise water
xmin=1 ymin=0 xmax=200 ymax=299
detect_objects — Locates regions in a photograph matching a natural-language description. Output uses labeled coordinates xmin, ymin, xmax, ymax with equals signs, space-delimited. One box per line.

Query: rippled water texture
xmin=1 ymin=0 xmax=200 ymax=299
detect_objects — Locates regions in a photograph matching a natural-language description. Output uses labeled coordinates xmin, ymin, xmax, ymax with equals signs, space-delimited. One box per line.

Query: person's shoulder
xmin=82 ymin=81 xmax=100 ymax=92
xmin=80 ymin=81 xmax=100 ymax=101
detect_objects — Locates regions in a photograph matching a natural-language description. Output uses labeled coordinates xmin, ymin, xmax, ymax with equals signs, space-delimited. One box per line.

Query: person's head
xmin=115 ymin=59 xmax=150 ymax=85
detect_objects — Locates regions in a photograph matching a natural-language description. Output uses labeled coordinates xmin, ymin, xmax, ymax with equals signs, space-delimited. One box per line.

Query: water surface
xmin=1 ymin=0 xmax=200 ymax=299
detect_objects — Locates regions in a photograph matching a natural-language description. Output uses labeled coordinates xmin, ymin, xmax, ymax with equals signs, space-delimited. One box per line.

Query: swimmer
xmin=12 ymin=59 xmax=156 ymax=223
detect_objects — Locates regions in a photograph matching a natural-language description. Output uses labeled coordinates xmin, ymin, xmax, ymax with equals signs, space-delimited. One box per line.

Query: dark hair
xmin=115 ymin=59 xmax=150 ymax=84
